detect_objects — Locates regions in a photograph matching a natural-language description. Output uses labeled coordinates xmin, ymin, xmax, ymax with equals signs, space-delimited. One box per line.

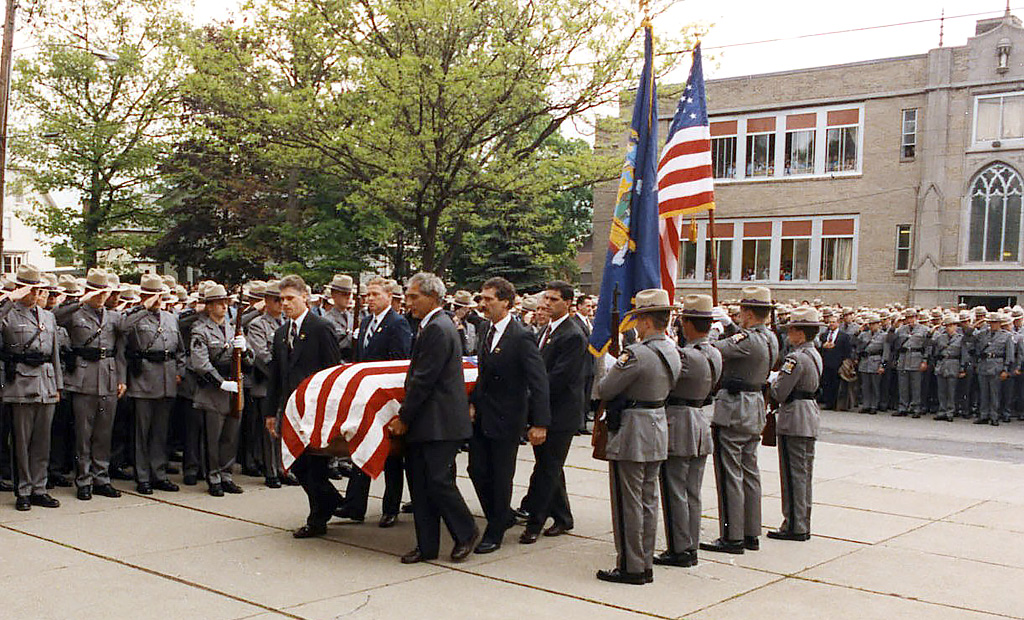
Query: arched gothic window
xmin=968 ymin=163 xmax=1023 ymax=262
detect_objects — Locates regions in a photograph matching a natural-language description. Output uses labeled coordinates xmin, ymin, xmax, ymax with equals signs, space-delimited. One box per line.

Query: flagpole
xmin=709 ymin=209 xmax=719 ymax=306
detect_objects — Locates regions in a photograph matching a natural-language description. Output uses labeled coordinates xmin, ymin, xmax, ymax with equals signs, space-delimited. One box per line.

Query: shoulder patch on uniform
xmin=615 ymin=350 xmax=637 ymax=368
xmin=730 ymin=332 xmax=748 ymax=343
xmin=781 ymin=358 xmax=796 ymax=374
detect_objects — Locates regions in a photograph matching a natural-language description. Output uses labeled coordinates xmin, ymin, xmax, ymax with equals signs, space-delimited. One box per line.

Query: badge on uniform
xmin=731 ymin=332 xmax=747 ymax=343
xmin=781 ymin=358 xmax=796 ymax=374
xmin=616 ymin=350 xmax=636 ymax=368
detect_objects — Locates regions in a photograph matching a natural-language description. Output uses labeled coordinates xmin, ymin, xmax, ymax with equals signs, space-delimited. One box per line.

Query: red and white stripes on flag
xmin=657 ymin=44 xmax=715 ymax=303
xmin=281 ymin=359 xmax=478 ymax=477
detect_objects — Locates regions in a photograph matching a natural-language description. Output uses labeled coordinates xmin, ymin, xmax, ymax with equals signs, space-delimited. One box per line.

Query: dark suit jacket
xmin=268 ymin=312 xmax=342 ymax=416
xmin=817 ymin=329 xmax=853 ymax=371
xmin=399 ymin=310 xmax=471 ymax=444
xmin=355 ymin=308 xmax=412 ymax=363
xmin=539 ymin=316 xmax=588 ymax=433
xmin=470 ymin=318 xmax=550 ymax=440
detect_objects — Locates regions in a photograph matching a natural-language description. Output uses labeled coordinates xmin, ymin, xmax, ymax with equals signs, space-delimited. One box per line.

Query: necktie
xmin=484 ymin=325 xmax=496 ymax=353
xmin=364 ymin=317 xmax=377 ymax=350
xmin=539 ymin=325 xmax=551 ymax=349
xmin=288 ymin=321 xmax=298 ymax=350
xmin=828 ymin=330 xmax=837 ymax=345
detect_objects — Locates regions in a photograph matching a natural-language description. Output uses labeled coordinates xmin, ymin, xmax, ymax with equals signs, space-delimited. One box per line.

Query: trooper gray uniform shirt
xmin=323 ymin=307 xmax=354 ymax=355
xmin=189 ymin=314 xmax=237 ymax=414
xmin=931 ymin=330 xmax=968 ymax=419
xmin=856 ymin=328 xmax=887 ymax=412
xmin=122 ymin=307 xmax=185 ymax=400
xmin=976 ymin=327 xmax=1015 ymax=422
xmin=710 ymin=322 xmax=778 ymax=544
xmin=246 ymin=310 xmax=284 ymax=478
xmin=660 ymin=336 xmax=722 ymax=556
xmin=596 ymin=333 xmax=681 ymax=576
xmin=769 ymin=340 xmax=822 ymax=536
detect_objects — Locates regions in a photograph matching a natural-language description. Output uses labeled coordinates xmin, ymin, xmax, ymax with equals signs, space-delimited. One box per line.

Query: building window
xmin=785 ymin=130 xmax=815 ymax=175
xmin=895 ymin=225 xmax=912 ymax=272
xmin=710 ymin=120 xmax=737 ymax=179
xmin=741 ymin=239 xmax=771 ymax=280
xmin=826 ymin=109 xmax=859 ymax=173
xmin=821 ymin=238 xmax=854 ymax=280
xmin=902 ymin=109 xmax=917 ymax=159
xmin=779 ymin=220 xmax=812 ymax=280
xmin=3 ymin=215 xmax=11 ymax=240
xmin=975 ymin=93 xmax=1024 ymax=142
xmin=2 ymin=254 xmax=23 ymax=275
xmin=968 ymin=163 xmax=1023 ymax=262
xmin=745 ymin=134 xmax=775 ymax=178
xmin=679 ymin=240 xmax=698 ymax=280
xmin=704 ymin=239 xmax=732 ymax=280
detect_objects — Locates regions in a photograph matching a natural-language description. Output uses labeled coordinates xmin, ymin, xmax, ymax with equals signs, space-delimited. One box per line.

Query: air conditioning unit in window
xmin=993 ymin=140 xmax=1002 ymax=148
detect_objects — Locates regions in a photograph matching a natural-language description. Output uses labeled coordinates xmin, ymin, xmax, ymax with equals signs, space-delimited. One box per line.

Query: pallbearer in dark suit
xmin=390 ymin=273 xmax=478 ymax=564
xmin=266 ymin=275 xmax=343 ymax=538
xmin=337 ymin=277 xmax=413 ymax=527
xmin=468 ymin=277 xmax=550 ymax=554
xmin=519 ymin=281 xmax=588 ymax=544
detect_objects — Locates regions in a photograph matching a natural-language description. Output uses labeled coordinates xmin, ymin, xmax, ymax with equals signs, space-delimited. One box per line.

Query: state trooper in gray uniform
xmin=595 ymin=288 xmax=681 ymax=585
xmin=974 ymin=312 xmax=1015 ymax=427
xmin=54 ymin=267 xmax=126 ymax=501
xmin=189 ymin=283 xmax=252 ymax=496
xmin=122 ymin=274 xmax=185 ymax=494
xmin=322 ymin=274 xmax=356 ymax=362
xmin=855 ymin=314 xmax=886 ymax=414
xmin=701 ymin=286 xmax=778 ymax=556
xmin=654 ymin=294 xmax=721 ymax=569
xmin=0 ymin=265 xmax=63 ymax=510
xmin=889 ymin=308 xmax=930 ymax=418
xmin=768 ymin=306 xmax=823 ymax=541
xmin=931 ymin=313 xmax=968 ymax=422
xmin=246 ymin=279 xmax=285 ymax=487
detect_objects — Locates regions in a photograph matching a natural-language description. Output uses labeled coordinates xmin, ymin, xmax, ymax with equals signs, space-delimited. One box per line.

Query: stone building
xmin=588 ymin=11 xmax=1024 ymax=308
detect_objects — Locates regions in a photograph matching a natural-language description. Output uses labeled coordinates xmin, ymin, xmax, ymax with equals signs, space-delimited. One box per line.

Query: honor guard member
xmin=931 ymin=313 xmax=968 ymax=422
xmin=122 ymin=275 xmax=185 ymax=494
xmin=47 ymin=275 xmax=80 ymax=488
xmin=323 ymin=274 xmax=356 ymax=362
xmin=701 ymin=286 xmax=778 ymax=556
xmin=856 ymin=314 xmax=886 ymax=414
xmin=246 ymin=279 xmax=285 ymax=487
xmin=1 ymin=265 xmax=64 ymax=510
xmin=655 ymin=294 xmax=722 ymax=569
xmin=54 ymin=268 xmax=127 ymax=501
xmin=189 ymin=283 xmax=251 ymax=496
xmin=975 ymin=312 xmax=1015 ymax=426
xmin=594 ymin=289 xmax=681 ymax=585
xmin=890 ymin=308 xmax=930 ymax=418
xmin=767 ymin=306 xmax=823 ymax=542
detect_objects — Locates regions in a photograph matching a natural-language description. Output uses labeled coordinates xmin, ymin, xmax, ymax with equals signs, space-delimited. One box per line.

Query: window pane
xmin=826 ymin=128 xmax=859 ymax=172
xmin=779 ymin=238 xmax=809 ymax=280
xmin=705 ymin=239 xmax=732 ymax=280
xmin=842 ymin=127 xmax=858 ymax=171
xmin=977 ymin=98 xmax=1001 ymax=141
xmin=712 ymin=137 xmax=736 ymax=179
xmin=785 ymin=130 xmax=815 ymax=175
xmin=680 ymin=240 xmax=698 ymax=280
xmin=969 ymin=192 xmax=987 ymax=261
xmin=1002 ymin=95 xmax=1024 ymax=139
xmin=741 ymin=239 xmax=771 ymax=280
xmin=1004 ymin=193 xmax=1021 ymax=261
xmin=821 ymin=237 xmax=853 ymax=280
xmin=985 ymin=193 xmax=1004 ymax=262
xmin=895 ymin=225 xmax=911 ymax=271
xmin=745 ymin=133 xmax=775 ymax=177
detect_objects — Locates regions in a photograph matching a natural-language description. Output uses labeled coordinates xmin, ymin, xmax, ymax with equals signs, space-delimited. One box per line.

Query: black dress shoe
xmin=153 ymin=480 xmax=179 ymax=492
xmin=136 ymin=482 xmax=154 ymax=495
xmin=543 ymin=523 xmax=572 ymax=537
xmin=991 ymin=419 xmax=1000 ymax=427
xmin=474 ymin=540 xmax=501 ymax=554
xmin=595 ymin=568 xmax=646 ymax=585
xmin=30 ymin=493 xmax=60 ymax=508
xmin=183 ymin=474 xmax=198 ymax=486
xmin=94 ymin=484 xmax=122 ymax=498
xmin=378 ymin=513 xmax=398 ymax=528
xmin=700 ymin=538 xmax=745 ymax=554
xmin=744 ymin=536 xmax=760 ymax=551
xmin=293 ymin=523 xmax=327 ymax=539
xmin=208 ymin=483 xmax=224 ymax=497
xmin=911 ymin=413 xmax=921 ymax=419
xmin=934 ymin=415 xmax=952 ymax=422
xmin=333 ymin=505 xmax=366 ymax=522
xmin=109 ymin=466 xmax=133 ymax=481
xmin=511 ymin=507 xmax=530 ymax=523
xmin=53 ymin=475 xmax=73 ymax=488
xmin=973 ymin=418 xmax=989 ymax=424
xmin=644 ymin=569 xmax=653 ymax=583
xmin=77 ymin=486 xmax=92 ymax=501
xmin=766 ymin=530 xmax=811 ymax=541
xmin=451 ymin=528 xmax=480 ymax=562
xmin=282 ymin=473 xmax=300 ymax=486
xmin=653 ymin=550 xmax=698 ymax=567
xmin=401 ymin=501 xmax=414 ymax=514
xmin=401 ymin=548 xmax=436 ymax=564
xmin=0 ymin=480 xmax=14 ymax=492
xmin=265 ymin=477 xmax=281 ymax=489
xmin=221 ymin=480 xmax=244 ymax=494
xmin=519 ymin=529 xmax=540 ymax=545
xmin=15 ymin=496 xmax=30 ymax=511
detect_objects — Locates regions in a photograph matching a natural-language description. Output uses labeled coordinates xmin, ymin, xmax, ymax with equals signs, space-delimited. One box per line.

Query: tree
xmin=182 ymin=0 xmax=697 ymax=277
xmin=10 ymin=0 xmax=188 ymax=268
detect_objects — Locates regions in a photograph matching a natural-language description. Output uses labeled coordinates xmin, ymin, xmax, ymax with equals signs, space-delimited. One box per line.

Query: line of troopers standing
xmin=593 ymin=286 xmax=824 ymax=585
xmin=764 ymin=303 xmax=1024 ymax=425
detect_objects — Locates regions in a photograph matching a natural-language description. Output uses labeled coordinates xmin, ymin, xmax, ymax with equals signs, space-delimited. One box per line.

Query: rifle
xmin=592 ymin=284 xmax=622 ymax=460
xmin=230 ymin=293 xmax=245 ymax=419
xmin=351 ymin=273 xmax=362 ymax=331
xmin=762 ymin=300 xmax=779 ymax=447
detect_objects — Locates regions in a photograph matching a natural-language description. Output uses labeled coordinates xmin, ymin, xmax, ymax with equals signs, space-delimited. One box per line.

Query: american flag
xmin=281 ymin=359 xmax=478 ymax=477
xmin=658 ymin=44 xmax=715 ymax=302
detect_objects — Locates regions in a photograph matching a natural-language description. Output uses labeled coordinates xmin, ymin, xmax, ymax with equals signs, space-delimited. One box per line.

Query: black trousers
xmin=237 ymin=394 xmax=264 ymax=473
xmin=523 ymin=430 xmax=575 ymax=534
xmin=406 ymin=440 xmax=476 ymax=559
xmin=48 ymin=396 xmax=75 ymax=475
xmin=109 ymin=396 xmax=135 ymax=470
xmin=343 ymin=453 xmax=404 ymax=518
xmin=819 ymin=367 xmax=840 ymax=409
xmin=468 ymin=434 xmax=519 ymax=542
xmin=291 ymin=452 xmax=342 ymax=527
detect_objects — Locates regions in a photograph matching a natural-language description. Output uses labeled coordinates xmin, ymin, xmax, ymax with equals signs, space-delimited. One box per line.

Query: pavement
xmin=3 ymin=410 xmax=1024 ymax=620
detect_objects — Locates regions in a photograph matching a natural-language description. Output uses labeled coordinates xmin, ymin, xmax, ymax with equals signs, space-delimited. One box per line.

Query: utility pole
xmin=0 ymin=0 xmax=17 ymax=271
